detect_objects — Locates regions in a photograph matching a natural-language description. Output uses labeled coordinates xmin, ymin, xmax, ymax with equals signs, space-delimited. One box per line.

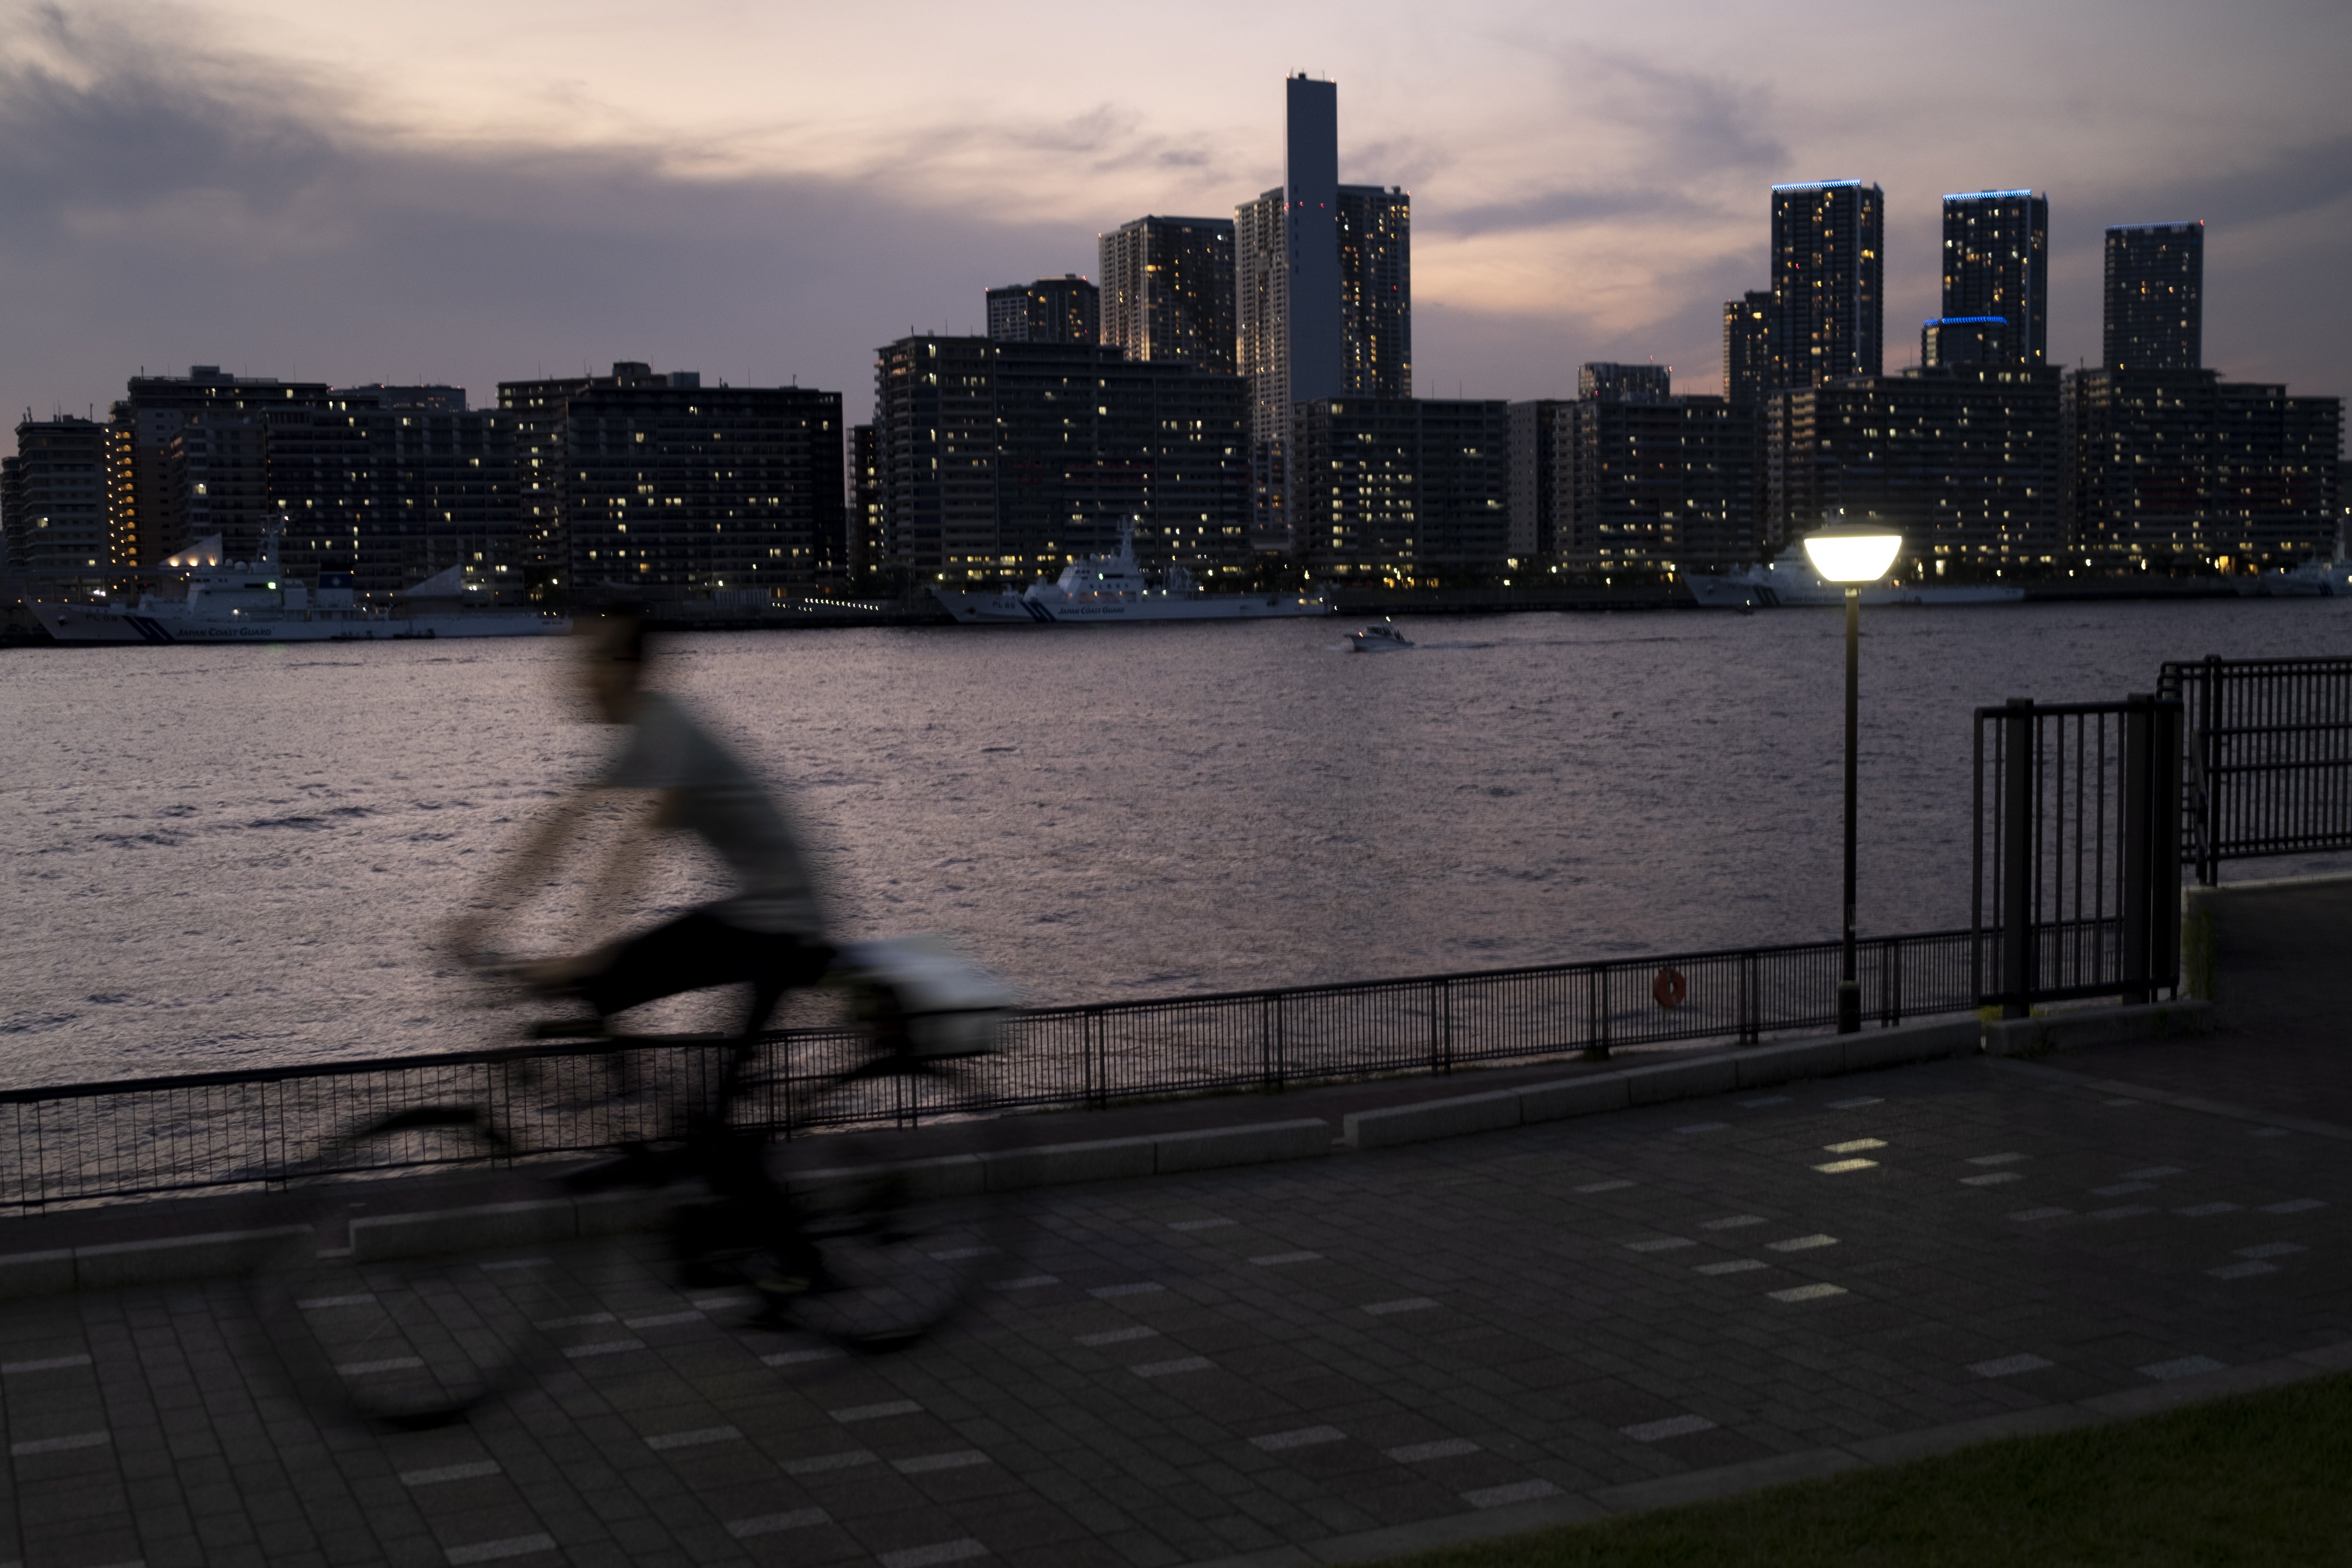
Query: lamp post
xmin=1802 ymin=520 xmax=1904 ymax=1034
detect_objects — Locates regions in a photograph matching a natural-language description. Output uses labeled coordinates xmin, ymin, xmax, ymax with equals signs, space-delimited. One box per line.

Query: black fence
xmin=1973 ymin=695 xmax=2183 ymax=1016
xmin=2161 ymin=656 xmax=2352 ymax=885
xmin=0 ymin=928 xmax=1988 ymax=1211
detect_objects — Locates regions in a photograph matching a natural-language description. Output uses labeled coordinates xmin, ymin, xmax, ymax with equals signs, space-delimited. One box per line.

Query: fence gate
xmin=1973 ymin=695 xmax=2183 ymax=1017
xmin=2160 ymin=655 xmax=2352 ymax=885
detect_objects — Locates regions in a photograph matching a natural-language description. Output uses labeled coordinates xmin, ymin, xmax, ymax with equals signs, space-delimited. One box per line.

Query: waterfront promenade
xmin=0 ymin=900 xmax=2345 ymax=1568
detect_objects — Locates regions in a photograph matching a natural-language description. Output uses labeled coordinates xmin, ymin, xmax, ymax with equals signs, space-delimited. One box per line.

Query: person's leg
xmin=577 ymin=911 xmax=756 ymax=1020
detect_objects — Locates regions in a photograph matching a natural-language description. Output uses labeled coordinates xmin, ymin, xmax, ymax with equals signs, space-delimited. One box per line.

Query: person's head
xmin=577 ymin=610 xmax=651 ymax=723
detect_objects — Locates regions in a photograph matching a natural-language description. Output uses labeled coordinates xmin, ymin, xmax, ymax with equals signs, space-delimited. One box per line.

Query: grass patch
xmin=1382 ymin=1372 xmax=2352 ymax=1568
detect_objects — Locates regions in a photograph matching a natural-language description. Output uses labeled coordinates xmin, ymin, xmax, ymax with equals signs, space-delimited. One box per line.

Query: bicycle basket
xmin=839 ymin=934 xmax=1019 ymax=1059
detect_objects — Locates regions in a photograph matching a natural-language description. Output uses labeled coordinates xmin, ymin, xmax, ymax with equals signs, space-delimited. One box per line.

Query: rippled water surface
xmin=5 ymin=598 xmax=2348 ymax=1085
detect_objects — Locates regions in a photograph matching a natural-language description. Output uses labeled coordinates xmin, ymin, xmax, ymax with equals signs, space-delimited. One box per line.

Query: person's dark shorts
xmin=580 ymin=910 xmax=832 ymax=1027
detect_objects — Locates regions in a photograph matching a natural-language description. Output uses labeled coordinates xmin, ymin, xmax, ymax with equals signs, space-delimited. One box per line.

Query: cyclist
xmin=443 ymin=610 xmax=834 ymax=1040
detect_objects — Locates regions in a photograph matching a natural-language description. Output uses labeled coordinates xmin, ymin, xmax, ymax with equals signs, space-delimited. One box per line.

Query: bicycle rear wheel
xmin=756 ymin=1058 xmax=1030 ymax=1353
xmin=246 ymin=1106 xmax=607 ymax=1430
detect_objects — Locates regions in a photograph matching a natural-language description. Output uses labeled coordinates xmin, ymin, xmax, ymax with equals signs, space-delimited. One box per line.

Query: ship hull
xmin=932 ymin=590 xmax=1331 ymax=624
xmin=29 ymin=604 xmax=569 ymax=643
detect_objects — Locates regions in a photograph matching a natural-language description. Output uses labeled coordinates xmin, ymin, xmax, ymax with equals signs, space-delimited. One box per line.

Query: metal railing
xmin=1973 ymin=695 xmax=2183 ymax=1016
xmin=0 ymin=928 xmax=1988 ymax=1210
xmin=2160 ymin=656 xmax=2352 ymax=885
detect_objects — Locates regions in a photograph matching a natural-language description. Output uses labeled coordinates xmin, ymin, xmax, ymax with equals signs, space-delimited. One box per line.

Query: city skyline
xmin=0 ymin=1 xmax=2347 ymax=431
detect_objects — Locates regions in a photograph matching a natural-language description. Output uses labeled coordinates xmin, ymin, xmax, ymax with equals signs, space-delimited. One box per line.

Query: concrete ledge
xmin=1342 ymin=1090 xmax=1519 ymax=1152
xmin=0 ymin=1249 xmax=79 ymax=1301
xmin=1621 ymin=1055 xmax=1739 ymax=1106
xmin=351 ymin=1201 xmax=575 ymax=1263
xmin=1983 ymin=998 xmax=2214 ymax=1059
xmin=1840 ymin=1016 xmax=1982 ymax=1071
xmin=74 ymin=1226 xmax=312 ymax=1289
xmin=982 ymin=1136 xmax=1157 ymax=1192
xmin=1518 ymin=1074 xmax=1630 ymax=1125
xmin=1153 ymin=1119 xmax=1330 ymax=1174
xmin=1736 ymin=1037 xmax=1846 ymax=1089
xmin=1840 ymin=1403 xmax=2098 ymax=1465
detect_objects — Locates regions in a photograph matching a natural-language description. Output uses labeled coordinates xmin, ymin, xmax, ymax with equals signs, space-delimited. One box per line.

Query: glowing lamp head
xmin=1802 ymin=522 xmax=1903 ymax=585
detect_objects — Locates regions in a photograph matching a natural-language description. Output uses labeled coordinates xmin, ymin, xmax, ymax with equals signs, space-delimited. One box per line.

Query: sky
xmin=3 ymin=0 xmax=2348 ymax=427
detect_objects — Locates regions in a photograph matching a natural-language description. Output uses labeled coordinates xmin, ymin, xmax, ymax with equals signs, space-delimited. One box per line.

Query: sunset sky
xmin=3 ymin=0 xmax=2346 ymax=423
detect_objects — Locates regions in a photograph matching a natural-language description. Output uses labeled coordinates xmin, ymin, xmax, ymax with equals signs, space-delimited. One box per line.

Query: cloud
xmin=0 ymin=11 xmax=1099 ymax=422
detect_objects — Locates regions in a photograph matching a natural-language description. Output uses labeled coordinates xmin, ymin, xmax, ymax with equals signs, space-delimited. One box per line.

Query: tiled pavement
xmin=1 ymin=1049 xmax=2347 ymax=1568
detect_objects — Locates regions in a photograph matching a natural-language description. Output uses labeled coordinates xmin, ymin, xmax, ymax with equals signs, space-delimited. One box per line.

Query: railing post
xmin=2121 ymin=694 xmax=2155 ymax=1006
xmin=2200 ymin=654 xmax=2222 ymax=886
xmin=1588 ymin=966 xmax=1608 ymax=1060
xmin=1881 ymin=936 xmax=1900 ymax=1027
xmin=1739 ymin=950 xmax=1757 ymax=1045
xmin=2154 ymin=699 xmax=2185 ymax=992
xmin=2001 ymin=698 xmax=2036 ymax=1019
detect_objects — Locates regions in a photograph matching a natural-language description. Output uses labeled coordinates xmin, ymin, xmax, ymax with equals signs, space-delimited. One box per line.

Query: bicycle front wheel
xmin=246 ymin=1106 xmax=606 ymax=1430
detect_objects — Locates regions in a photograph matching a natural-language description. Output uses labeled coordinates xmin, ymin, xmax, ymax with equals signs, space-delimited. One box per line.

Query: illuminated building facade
xmin=1561 ymin=371 xmax=1758 ymax=569
xmin=1291 ymin=398 xmax=1508 ymax=579
xmin=1723 ymin=291 xmax=1773 ymax=401
xmin=1769 ymin=180 xmax=1884 ymax=389
xmin=2066 ymin=369 xmax=2341 ymax=566
xmin=986 ymin=276 xmax=1100 ymax=345
xmin=1099 ymin=216 xmax=1236 ymax=372
xmin=848 ymin=424 xmax=883 ymax=582
xmin=1236 ymin=75 xmax=1410 ymax=546
xmin=1942 ymin=190 xmax=2048 ymax=365
xmin=2104 ymin=222 xmax=2203 ymax=372
xmin=1766 ymin=367 xmax=2063 ymax=562
xmin=2 ymin=416 xmax=108 ymax=580
xmin=873 ymin=336 xmax=1249 ymax=584
xmin=497 ymin=364 xmax=845 ymax=600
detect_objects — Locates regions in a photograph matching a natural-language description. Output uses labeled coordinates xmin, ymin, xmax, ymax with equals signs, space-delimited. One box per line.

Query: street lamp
xmin=1803 ymin=520 xmax=1903 ymax=1034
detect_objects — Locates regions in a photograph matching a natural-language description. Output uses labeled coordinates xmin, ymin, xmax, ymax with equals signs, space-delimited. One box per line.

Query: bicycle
xmin=242 ymin=936 xmax=1031 ymax=1431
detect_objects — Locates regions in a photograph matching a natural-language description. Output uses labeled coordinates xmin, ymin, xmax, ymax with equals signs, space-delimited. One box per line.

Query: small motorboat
xmin=1350 ymin=621 xmax=1413 ymax=653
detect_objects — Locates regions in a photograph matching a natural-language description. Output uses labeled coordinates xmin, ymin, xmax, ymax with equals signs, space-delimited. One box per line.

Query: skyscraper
xmin=2104 ymin=221 xmax=2203 ymax=371
xmin=1941 ymin=190 xmax=2048 ymax=366
xmin=1770 ymin=180 xmax=1884 ymax=387
xmin=1723 ymin=291 xmax=1773 ymax=401
xmin=985 ymin=276 xmax=1100 ymax=345
xmin=1099 ymin=216 xmax=1237 ymax=372
xmin=1337 ymin=185 xmax=1411 ymax=397
xmin=1236 ymin=74 xmax=1410 ymax=544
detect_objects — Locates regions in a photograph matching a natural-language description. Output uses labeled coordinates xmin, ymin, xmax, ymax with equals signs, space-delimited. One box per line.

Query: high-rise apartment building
xmin=2 ymin=416 xmax=109 ymax=578
xmin=496 ymin=363 xmax=844 ymax=600
xmin=2067 ymin=368 xmax=2339 ymax=565
xmin=1765 ymin=366 xmax=2063 ymax=562
xmin=847 ymin=424 xmax=883 ymax=582
xmin=874 ymin=336 xmax=1249 ymax=584
xmin=1769 ymin=180 xmax=1884 ymax=388
xmin=1577 ymin=363 xmax=1672 ymax=403
xmin=2104 ymin=222 xmax=2203 ymax=371
xmin=1506 ymin=400 xmax=1572 ymax=561
xmin=1723 ymin=291 xmax=1773 ymax=401
xmin=1922 ymin=317 xmax=2012 ymax=367
xmin=986 ymin=276 xmax=1100 ymax=345
xmin=1559 ymin=372 xmax=1758 ymax=569
xmin=104 ymin=367 xmax=337 ymax=566
xmin=1099 ymin=217 xmax=1236 ymax=372
xmin=1942 ymin=190 xmax=2048 ymax=366
xmin=1236 ymin=75 xmax=1410 ymax=544
xmin=1290 ymin=398 xmax=1508 ymax=579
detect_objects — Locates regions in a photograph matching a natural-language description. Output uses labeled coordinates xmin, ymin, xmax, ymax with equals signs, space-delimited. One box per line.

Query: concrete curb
xmin=1174 ymin=1339 xmax=2352 ymax=1568
xmin=0 ymin=1226 xmax=312 ymax=1301
xmin=1342 ymin=1017 xmax=1981 ymax=1152
xmin=1982 ymin=998 xmax=2213 ymax=1059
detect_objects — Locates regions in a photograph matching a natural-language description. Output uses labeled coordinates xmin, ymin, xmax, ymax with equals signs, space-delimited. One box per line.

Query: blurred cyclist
xmin=443 ymin=612 xmax=832 ymax=1045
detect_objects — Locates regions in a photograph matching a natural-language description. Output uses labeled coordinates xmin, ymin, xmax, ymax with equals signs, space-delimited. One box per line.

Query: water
xmin=4 ymin=598 xmax=2347 ymax=1087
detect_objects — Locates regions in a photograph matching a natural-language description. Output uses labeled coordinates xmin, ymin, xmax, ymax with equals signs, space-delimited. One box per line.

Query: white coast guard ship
xmin=29 ymin=533 xmax=567 ymax=644
xmin=932 ymin=525 xmax=1329 ymax=624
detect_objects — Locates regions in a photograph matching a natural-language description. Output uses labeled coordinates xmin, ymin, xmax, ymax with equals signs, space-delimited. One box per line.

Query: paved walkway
xmin=0 ymin=1024 xmax=2347 ymax=1568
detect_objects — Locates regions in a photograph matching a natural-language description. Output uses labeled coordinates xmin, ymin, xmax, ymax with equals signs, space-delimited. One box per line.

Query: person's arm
xmin=439 ymin=785 xmax=601 ymax=961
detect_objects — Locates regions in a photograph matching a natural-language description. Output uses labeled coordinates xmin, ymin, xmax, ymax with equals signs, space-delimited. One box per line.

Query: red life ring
xmin=1652 ymin=967 xmax=1688 ymax=1009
